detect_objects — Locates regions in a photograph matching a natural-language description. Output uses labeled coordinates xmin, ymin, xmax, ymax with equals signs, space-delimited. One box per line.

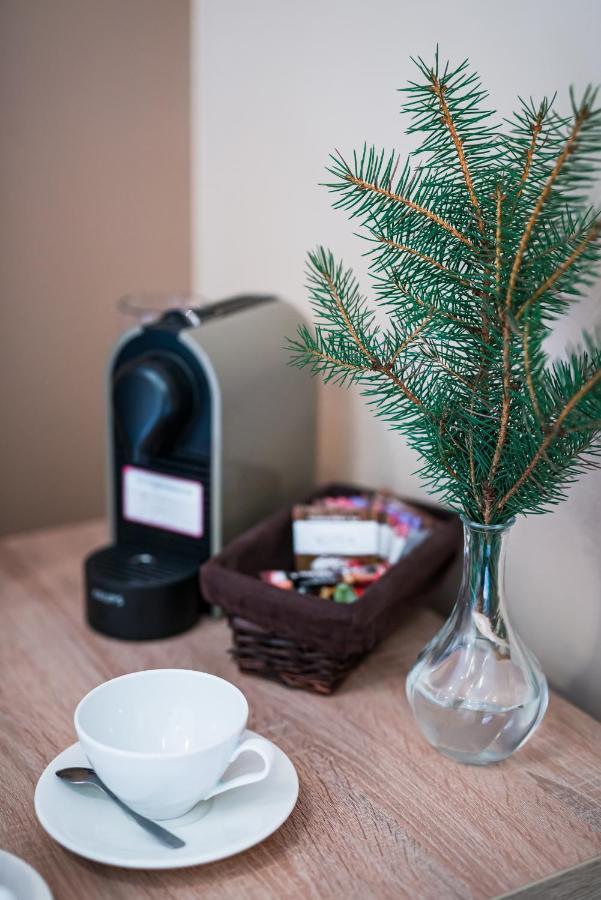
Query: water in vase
xmin=410 ymin=681 xmax=544 ymax=765
xmin=406 ymin=519 xmax=548 ymax=764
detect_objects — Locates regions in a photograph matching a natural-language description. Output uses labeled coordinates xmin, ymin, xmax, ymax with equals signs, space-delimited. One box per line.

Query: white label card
xmin=123 ymin=466 xmax=203 ymax=538
xmin=293 ymin=519 xmax=380 ymax=556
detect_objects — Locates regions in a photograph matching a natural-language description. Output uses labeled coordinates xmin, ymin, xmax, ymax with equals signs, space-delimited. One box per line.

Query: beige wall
xmin=0 ymin=0 xmax=191 ymax=535
xmin=192 ymin=0 xmax=601 ymax=718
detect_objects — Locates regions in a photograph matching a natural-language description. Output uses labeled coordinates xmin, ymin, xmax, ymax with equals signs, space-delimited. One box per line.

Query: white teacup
xmin=74 ymin=669 xmax=274 ymax=820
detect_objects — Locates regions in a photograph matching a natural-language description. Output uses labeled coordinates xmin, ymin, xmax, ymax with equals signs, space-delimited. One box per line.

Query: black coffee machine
xmin=85 ymin=294 xmax=316 ymax=640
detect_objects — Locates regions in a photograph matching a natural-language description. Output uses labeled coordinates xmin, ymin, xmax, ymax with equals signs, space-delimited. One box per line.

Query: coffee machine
xmin=85 ymin=294 xmax=316 ymax=640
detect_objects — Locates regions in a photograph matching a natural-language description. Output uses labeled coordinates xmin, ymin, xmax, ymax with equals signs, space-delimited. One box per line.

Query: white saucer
xmin=34 ymin=731 xmax=298 ymax=869
xmin=0 ymin=850 xmax=53 ymax=900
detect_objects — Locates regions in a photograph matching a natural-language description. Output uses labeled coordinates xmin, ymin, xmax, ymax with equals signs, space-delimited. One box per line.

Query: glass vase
xmin=406 ymin=517 xmax=548 ymax=764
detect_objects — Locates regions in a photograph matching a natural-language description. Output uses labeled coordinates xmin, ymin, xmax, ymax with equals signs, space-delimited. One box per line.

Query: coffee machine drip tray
xmin=85 ymin=545 xmax=200 ymax=641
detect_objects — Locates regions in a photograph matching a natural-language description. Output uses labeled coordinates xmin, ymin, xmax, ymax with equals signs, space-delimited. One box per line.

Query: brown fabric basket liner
xmin=201 ymin=483 xmax=461 ymax=658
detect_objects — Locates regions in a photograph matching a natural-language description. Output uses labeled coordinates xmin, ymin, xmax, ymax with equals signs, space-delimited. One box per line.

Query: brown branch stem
xmin=319 ymin=267 xmax=426 ymax=412
xmin=417 ymin=344 xmax=474 ymax=389
xmin=430 ymin=74 xmax=485 ymax=233
xmin=516 ymin=112 xmax=543 ymax=201
xmin=516 ymin=222 xmax=601 ymax=320
xmin=374 ymin=363 xmax=425 ymax=409
xmin=438 ymin=414 xmax=460 ymax=481
xmin=304 ymin=348 xmax=368 ymax=374
xmin=497 ymin=368 xmax=601 ymax=513
xmin=392 ymin=276 xmax=479 ymax=333
xmin=490 ymin=188 xmax=510 ymax=483
xmin=321 ymin=270 xmax=371 ymax=361
xmin=386 ymin=315 xmax=433 ymax=368
xmin=505 ymin=106 xmax=589 ymax=312
xmin=344 ymin=173 xmax=474 ymax=248
xmin=522 ymin=318 xmax=543 ymax=421
xmin=495 ymin=185 xmax=503 ymax=298
xmin=376 ymin=236 xmax=473 ymax=287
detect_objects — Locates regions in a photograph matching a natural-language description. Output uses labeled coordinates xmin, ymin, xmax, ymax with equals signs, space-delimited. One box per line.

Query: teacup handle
xmin=204 ymin=737 xmax=275 ymax=800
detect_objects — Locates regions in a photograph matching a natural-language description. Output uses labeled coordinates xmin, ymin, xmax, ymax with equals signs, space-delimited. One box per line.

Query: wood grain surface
xmin=0 ymin=521 xmax=600 ymax=900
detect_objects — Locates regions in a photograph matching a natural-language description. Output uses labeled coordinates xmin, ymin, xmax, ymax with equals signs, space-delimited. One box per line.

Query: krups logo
xmin=91 ymin=588 xmax=125 ymax=608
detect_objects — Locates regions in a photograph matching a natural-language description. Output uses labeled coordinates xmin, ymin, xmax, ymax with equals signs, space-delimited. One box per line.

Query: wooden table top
xmin=1 ymin=521 xmax=600 ymax=900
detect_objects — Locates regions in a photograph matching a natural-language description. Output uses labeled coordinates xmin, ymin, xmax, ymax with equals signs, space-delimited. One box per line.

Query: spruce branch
xmin=389 ymin=275 xmax=480 ymax=334
xmin=513 ymin=97 xmax=550 ymax=205
xmin=516 ymin=220 xmax=601 ymax=319
xmin=495 ymin=185 xmax=503 ymax=297
xmin=386 ymin=314 xmax=433 ymax=368
xmin=320 ymin=263 xmax=372 ymax=360
xmin=428 ymin=70 xmax=485 ymax=232
xmin=290 ymin=53 xmax=601 ymax=524
xmin=345 ymin=172 xmax=473 ymax=247
xmin=506 ymin=94 xmax=596 ymax=310
xmin=522 ymin=318 xmax=543 ymax=422
xmin=328 ymin=149 xmax=474 ymax=248
xmin=372 ymin=235 xmax=473 ymax=288
xmin=519 ymin=108 xmax=543 ymax=188
xmin=497 ymin=367 xmax=601 ymax=513
xmin=489 ymin=187 xmax=511 ymax=485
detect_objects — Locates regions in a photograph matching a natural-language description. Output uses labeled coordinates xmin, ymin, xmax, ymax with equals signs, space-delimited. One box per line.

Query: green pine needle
xmin=289 ymin=52 xmax=601 ymax=524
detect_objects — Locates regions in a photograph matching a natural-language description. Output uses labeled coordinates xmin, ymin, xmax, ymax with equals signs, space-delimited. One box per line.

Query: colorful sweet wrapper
xmin=263 ymin=492 xmax=430 ymax=603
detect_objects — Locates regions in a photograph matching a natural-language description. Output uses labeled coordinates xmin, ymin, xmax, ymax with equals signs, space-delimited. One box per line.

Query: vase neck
xmin=459 ymin=518 xmax=513 ymax=618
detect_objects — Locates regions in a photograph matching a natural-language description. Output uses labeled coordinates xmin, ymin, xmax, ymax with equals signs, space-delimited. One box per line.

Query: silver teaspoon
xmin=55 ymin=767 xmax=185 ymax=849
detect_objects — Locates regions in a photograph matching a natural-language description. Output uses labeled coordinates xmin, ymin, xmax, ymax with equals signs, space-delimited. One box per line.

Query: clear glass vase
xmin=406 ymin=517 xmax=548 ymax=764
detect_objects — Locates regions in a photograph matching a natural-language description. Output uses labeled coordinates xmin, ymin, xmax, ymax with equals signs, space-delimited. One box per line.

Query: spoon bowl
xmin=55 ymin=766 xmax=185 ymax=849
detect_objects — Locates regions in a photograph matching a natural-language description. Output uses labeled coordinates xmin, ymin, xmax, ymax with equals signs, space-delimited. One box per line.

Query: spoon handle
xmin=93 ymin=775 xmax=185 ymax=849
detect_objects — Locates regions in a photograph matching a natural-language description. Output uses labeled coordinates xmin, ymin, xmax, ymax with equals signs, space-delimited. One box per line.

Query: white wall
xmin=192 ymin=0 xmax=601 ymax=718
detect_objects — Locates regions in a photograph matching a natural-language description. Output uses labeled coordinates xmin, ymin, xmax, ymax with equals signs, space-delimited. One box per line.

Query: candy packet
xmin=263 ymin=491 xmax=431 ymax=603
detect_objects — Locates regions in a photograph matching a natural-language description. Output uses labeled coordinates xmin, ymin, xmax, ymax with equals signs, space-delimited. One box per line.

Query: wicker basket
xmin=201 ymin=484 xmax=461 ymax=693
xmin=227 ymin=616 xmax=365 ymax=694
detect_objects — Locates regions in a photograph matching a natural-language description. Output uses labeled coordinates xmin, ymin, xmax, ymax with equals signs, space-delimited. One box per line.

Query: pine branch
xmin=514 ymin=99 xmax=548 ymax=203
xmin=429 ymin=71 xmax=485 ymax=232
xmin=495 ymin=184 xmax=503 ymax=296
xmin=522 ymin=318 xmax=543 ymax=421
xmin=467 ymin=423 xmax=480 ymax=514
xmin=306 ymin=248 xmax=377 ymax=350
xmin=329 ymin=147 xmax=475 ymax=249
xmin=417 ymin=341 xmax=475 ymax=389
xmin=321 ymin=267 xmax=373 ymax=361
xmin=438 ymin=413 xmax=460 ymax=481
xmin=519 ymin=114 xmax=543 ymax=187
xmin=293 ymin=53 xmax=601 ymax=524
xmin=302 ymin=347 xmax=368 ymax=375
xmin=344 ymin=172 xmax=474 ymax=247
xmin=389 ymin=275 xmax=480 ymax=333
xmin=497 ymin=367 xmax=601 ymax=513
xmin=489 ymin=187 xmax=510 ymax=487
xmin=506 ymin=98 xmax=593 ymax=310
xmin=309 ymin=249 xmax=430 ymax=409
xmin=386 ymin=314 xmax=433 ymax=368
xmin=516 ymin=220 xmax=601 ymax=320
xmin=373 ymin=235 xmax=473 ymax=287
xmin=375 ymin=363 xmax=426 ymax=409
